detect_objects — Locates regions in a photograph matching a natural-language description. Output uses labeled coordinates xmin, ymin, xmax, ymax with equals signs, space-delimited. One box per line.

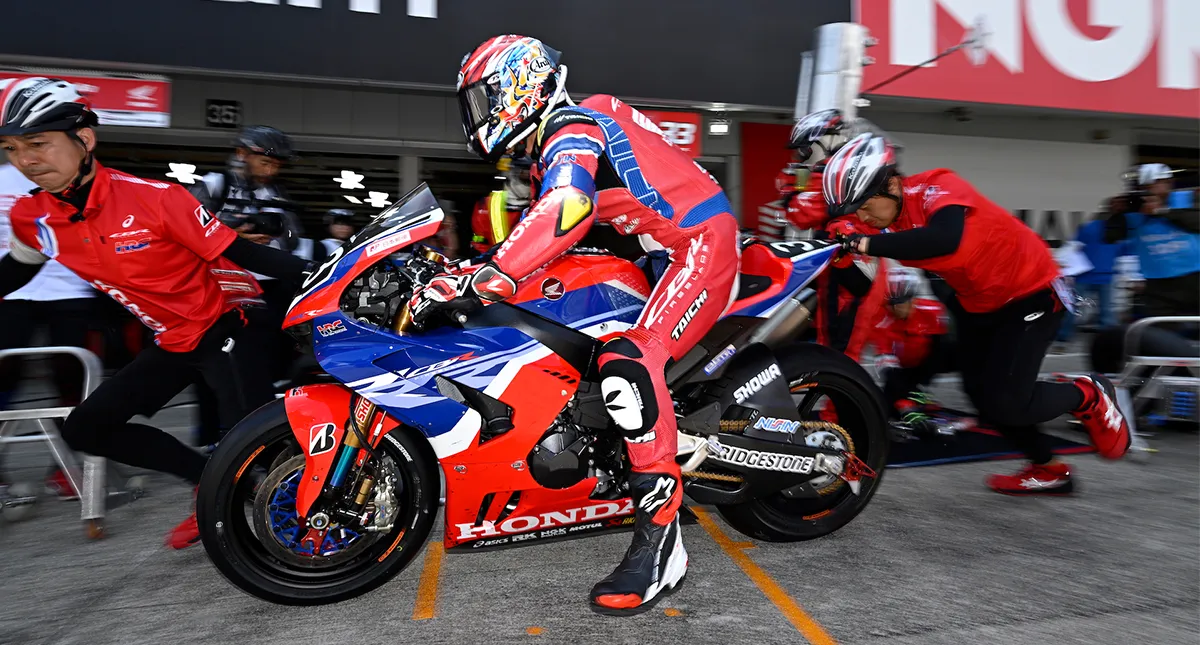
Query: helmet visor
xmin=458 ymin=79 xmax=499 ymax=145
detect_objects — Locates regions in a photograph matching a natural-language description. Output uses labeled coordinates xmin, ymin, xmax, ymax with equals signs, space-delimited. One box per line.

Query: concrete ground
xmin=1 ymin=350 xmax=1197 ymax=645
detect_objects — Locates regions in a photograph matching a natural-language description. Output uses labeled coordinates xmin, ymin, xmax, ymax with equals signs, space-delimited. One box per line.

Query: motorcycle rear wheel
xmin=713 ymin=343 xmax=889 ymax=542
xmin=197 ymin=400 xmax=439 ymax=605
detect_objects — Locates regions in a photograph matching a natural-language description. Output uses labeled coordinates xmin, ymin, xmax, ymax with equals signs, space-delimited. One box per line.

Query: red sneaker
xmin=166 ymin=513 xmax=201 ymax=550
xmin=45 ymin=468 xmax=79 ymax=501
xmin=1072 ymin=373 xmax=1131 ymax=460
xmin=987 ymin=462 xmax=1074 ymax=495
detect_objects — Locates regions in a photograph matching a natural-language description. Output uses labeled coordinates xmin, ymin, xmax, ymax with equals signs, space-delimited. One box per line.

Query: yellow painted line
xmin=691 ymin=506 xmax=838 ymax=645
xmin=412 ymin=541 xmax=445 ymax=620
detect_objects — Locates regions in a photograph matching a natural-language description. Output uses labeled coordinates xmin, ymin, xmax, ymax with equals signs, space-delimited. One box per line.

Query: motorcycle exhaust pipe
xmin=748 ymin=288 xmax=817 ymax=349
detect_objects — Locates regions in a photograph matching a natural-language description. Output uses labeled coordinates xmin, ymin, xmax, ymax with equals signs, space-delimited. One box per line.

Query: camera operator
xmin=187 ymin=126 xmax=306 ymax=444
xmin=1106 ymin=164 xmax=1199 ymax=318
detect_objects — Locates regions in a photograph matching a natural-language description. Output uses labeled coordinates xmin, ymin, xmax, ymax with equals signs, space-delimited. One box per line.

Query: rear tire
xmin=713 ymin=343 xmax=888 ymax=542
xmin=196 ymin=400 xmax=439 ymax=605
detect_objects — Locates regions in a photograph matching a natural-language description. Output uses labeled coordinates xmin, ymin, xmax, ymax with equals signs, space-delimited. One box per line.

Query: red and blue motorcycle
xmin=196 ymin=184 xmax=887 ymax=605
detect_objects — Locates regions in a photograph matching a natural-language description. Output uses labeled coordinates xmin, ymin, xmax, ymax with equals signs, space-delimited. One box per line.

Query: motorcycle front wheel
xmin=196 ymin=399 xmax=439 ymax=605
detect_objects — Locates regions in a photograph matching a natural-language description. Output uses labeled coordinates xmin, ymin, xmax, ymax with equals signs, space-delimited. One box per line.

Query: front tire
xmin=714 ymin=343 xmax=888 ymax=542
xmin=196 ymin=400 xmax=440 ymax=605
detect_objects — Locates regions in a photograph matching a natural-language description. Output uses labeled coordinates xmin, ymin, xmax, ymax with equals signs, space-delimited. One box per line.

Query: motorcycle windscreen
xmin=284 ymin=183 xmax=446 ymax=329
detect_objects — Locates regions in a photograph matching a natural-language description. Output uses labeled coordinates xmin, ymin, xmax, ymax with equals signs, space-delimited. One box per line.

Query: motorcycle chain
xmin=719 ymin=419 xmax=848 ymax=435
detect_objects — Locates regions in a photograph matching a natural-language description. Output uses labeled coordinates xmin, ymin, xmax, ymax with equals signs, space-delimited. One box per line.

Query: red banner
xmin=739 ymin=122 xmax=793 ymax=229
xmin=857 ymin=0 xmax=1198 ymax=119
xmin=640 ymin=110 xmax=704 ymax=157
xmin=4 ymin=72 xmax=171 ymax=128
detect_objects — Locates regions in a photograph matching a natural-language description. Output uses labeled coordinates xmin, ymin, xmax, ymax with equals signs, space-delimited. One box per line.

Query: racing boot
xmin=987 ymin=461 xmax=1074 ymax=496
xmin=166 ymin=487 xmax=201 ymax=550
xmin=1071 ymin=373 xmax=1131 ymax=459
xmin=590 ymin=467 xmax=688 ymax=615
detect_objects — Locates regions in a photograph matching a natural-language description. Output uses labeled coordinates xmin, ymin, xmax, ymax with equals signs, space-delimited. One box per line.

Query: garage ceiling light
xmin=709 ymin=120 xmax=730 ymax=136
xmin=335 ymin=170 xmax=366 ymax=190
xmin=165 ymin=162 xmax=202 ymax=184
xmin=344 ymin=195 xmax=363 ymax=204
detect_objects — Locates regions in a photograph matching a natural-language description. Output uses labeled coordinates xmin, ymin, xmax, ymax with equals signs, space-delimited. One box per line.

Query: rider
xmin=866 ymin=269 xmax=955 ymax=432
xmin=0 ymin=77 xmax=311 ymax=545
xmin=824 ymin=133 xmax=1132 ymax=494
xmin=411 ymin=35 xmax=740 ymax=613
xmin=470 ymin=154 xmax=532 ymax=254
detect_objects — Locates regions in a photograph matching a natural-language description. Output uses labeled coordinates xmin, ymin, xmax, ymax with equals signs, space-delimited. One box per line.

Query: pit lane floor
xmin=1 ymin=376 xmax=1197 ymax=645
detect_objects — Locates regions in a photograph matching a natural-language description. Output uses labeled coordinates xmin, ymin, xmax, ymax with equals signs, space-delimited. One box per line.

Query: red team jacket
xmin=8 ymin=164 xmax=259 ymax=352
xmin=892 ymin=170 xmax=1059 ymax=314
xmin=782 ymin=169 xmax=887 ymax=361
xmin=866 ymin=297 xmax=949 ymax=368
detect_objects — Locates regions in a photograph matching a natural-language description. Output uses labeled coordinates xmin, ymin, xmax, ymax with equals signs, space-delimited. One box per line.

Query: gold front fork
xmin=391 ymin=247 xmax=449 ymax=334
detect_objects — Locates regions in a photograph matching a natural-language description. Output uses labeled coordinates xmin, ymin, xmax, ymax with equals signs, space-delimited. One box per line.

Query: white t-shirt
xmin=0 ymin=164 xmax=95 ymax=301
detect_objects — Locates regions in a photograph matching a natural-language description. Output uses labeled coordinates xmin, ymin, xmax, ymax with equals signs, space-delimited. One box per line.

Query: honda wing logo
xmin=126 ymin=85 xmax=159 ymax=108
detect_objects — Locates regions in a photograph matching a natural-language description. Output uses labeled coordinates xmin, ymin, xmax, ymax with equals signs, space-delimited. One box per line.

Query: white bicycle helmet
xmin=0 ymin=77 xmax=98 ymax=136
xmin=822 ymin=133 xmax=899 ymax=217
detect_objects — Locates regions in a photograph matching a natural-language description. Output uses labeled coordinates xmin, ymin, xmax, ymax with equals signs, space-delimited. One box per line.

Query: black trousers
xmin=882 ymin=333 xmax=957 ymax=409
xmin=0 ymin=298 xmax=95 ymax=408
xmin=60 ymin=308 xmax=274 ymax=484
xmin=950 ymin=289 xmax=1084 ymax=464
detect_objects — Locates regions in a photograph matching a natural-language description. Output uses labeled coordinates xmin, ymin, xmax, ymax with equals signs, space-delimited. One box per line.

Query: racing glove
xmin=408 ymin=273 xmax=480 ymax=327
xmin=827 ymin=220 xmax=864 ymax=268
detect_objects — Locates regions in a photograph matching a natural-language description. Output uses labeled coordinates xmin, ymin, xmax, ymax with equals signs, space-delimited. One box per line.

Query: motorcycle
xmin=196 ymin=184 xmax=888 ymax=605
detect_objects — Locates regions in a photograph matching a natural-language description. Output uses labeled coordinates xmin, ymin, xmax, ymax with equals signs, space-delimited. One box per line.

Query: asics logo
xmin=1024 ymin=311 xmax=1044 ymax=322
xmin=1020 ymin=477 xmax=1063 ymax=489
xmin=122 ymin=214 xmax=135 ymax=228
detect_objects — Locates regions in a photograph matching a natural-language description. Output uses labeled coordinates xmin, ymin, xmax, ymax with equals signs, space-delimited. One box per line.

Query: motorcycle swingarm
xmin=684 ymin=431 xmax=852 ymax=505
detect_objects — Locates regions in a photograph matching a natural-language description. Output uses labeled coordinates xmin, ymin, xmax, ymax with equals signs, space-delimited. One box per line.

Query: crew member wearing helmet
xmin=470 ymin=154 xmax=532 ymax=254
xmin=779 ymin=109 xmax=888 ymax=362
xmin=1104 ymin=163 xmax=1199 ymax=318
xmin=824 ymin=133 xmax=1131 ymax=495
xmin=410 ymin=35 xmax=740 ymax=613
xmin=865 ymin=269 xmax=954 ymax=431
xmin=322 ymin=208 xmax=357 ymax=256
xmin=0 ymin=78 xmax=311 ymax=545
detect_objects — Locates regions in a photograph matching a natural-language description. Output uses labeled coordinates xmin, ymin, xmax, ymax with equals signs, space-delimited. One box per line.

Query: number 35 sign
xmin=640 ymin=110 xmax=703 ymax=158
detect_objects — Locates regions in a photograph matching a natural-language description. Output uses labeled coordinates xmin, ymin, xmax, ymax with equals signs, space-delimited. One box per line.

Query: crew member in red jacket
xmin=469 ymin=155 xmax=531 ymax=254
xmin=866 ymin=269 xmax=955 ymax=423
xmin=825 ymin=133 xmax=1132 ymax=495
xmin=778 ymin=110 xmax=888 ymax=360
xmin=0 ymin=77 xmax=309 ymax=545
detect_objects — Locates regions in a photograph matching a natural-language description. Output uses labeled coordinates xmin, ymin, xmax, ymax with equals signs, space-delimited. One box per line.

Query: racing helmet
xmin=822 ymin=133 xmax=898 ymax=218
xmin=236 ymin=125 xmax=296 ymax=160
xmin=0 ymin=77 xmax=98 ymax=136
xmin=886 ymin=268 xmax=921 ymax=306
xmin=457 ymin=35 xmax=567 ymax=163
xmin=788 ymin=108 xmax=846 ymax=163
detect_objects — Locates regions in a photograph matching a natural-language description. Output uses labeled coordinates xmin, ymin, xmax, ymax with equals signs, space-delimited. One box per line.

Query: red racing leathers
xmin=485 ymin=95 xmax=740 ymax=489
